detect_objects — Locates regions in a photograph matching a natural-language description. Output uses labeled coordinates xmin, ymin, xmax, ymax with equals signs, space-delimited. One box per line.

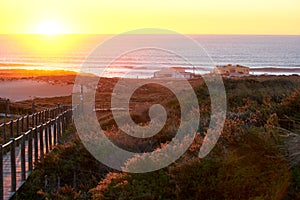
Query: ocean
xmin=0 ymin=34 xmax=299 ymax=77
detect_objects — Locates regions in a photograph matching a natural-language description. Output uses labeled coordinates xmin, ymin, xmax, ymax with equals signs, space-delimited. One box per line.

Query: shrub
xmin=90 ymin=127 xmax=290 ymax=200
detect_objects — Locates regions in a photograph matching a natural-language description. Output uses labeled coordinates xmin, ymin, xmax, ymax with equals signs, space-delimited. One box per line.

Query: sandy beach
xmin=0 ymin=69 xmax=75 ymax=101
xmin=0 ymin=79 xmax=73 ymax=102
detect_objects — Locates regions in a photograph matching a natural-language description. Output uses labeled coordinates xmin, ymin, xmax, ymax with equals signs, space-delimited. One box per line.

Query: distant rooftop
xmin=215 ymin=64 xmax=249 ymax=69
xmin=212 ymin=64 xmax=250 ymax=76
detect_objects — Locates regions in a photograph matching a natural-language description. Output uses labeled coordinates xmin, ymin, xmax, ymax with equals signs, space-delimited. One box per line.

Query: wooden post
xmin=36 ymin=113 xmax=38 ymax=125
xmin=26 ymin=115 xmax=29 ymax=130
xmin=16 ymin=119 xmax=19 ymax=136
xmin=66 ymin=112 xmax=68 ymax=129
xmin=36 ymin=112 xmax=38 ymax=125
xmin=57 ymin=176 xmax=61 ymax=193
xmin=71 ymin=108 xmax=74 ymax=124
xmin=10 ymin=120 xmax=13 ymax=138
xmin=67 ymin=111 xmax=70 ymax=125
xmin=0 ymin=144 xmax=3 ymax=200
xmin=61 ymin=114 xmax=64 ymax=134
xmin=41 ymin=111 xmax=44 ymax=123
xmin=44 ymin=175 xmax=48 ymax=191
xmin=5 ymin=99 xmax=9 ymax=121
xmin=34 ymin=128 xmax=38 ymax=164
xmin=57 ymin=117 xmax=61 ymax=143
xmin=53 ymin=119 xmax=57 ymax=145
xmin=67 ymin=111 xmax=69 ymax=125
xmin=57 ymin=106 xmax=59 ymax=116
xmin=39 ymin=125 xmax=44 ymax=160
xmin=45 ymin=124 xmax=49 ymax=154
xmin=68 ymin=110 xmax=72 ymax=125
xmin=80 ymin=84 xmax=83 ymax=113
xmin=28 ymin=129 xmax=33 ymax=171
xmin=3 ymin=123 xmax=6 ymax=144
xmin=61 ymin=115 xmax=64 ymax=135
xmin=49 ymin=122 xmax=52 ymax=150
xmin=35 ymin=113 xmax=38 ymax=127
xmin=32 ymin=113 xmax=35 ymax=128
xmin=10 ymin=138 xmax=16 ymax=193
xmin=21 ymin=117 xmax=24 ymax=132
xmin=21 ymin=135 xmax=26 ymax=181
xmin=61 ymin=115 xmax=64 ymax=133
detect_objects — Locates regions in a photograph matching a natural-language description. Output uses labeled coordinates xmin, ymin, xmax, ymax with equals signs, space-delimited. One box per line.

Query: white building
xmin=153 ymin=67 xmax=193 ymax=79
xmin=212 ymin=64 xmax=250 ymax=76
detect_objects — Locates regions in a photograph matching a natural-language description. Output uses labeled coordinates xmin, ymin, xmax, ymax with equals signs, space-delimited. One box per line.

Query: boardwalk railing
xmin=0 ymin=105 xmax=74 ymax=200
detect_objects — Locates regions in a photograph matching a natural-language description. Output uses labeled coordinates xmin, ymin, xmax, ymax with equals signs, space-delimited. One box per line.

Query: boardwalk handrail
xmin=0 ymin=105 xmax=71 ymax=145
xmin=0 ymin=104 xmax=75 ymax=200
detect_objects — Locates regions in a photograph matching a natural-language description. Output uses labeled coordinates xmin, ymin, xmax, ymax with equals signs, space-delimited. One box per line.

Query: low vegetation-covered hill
xmin=15 ymin=75 xmax=300 ymax=199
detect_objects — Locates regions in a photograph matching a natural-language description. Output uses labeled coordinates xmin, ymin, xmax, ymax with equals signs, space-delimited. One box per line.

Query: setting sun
xmin=35 ymin=21 xmax=65 ymax=36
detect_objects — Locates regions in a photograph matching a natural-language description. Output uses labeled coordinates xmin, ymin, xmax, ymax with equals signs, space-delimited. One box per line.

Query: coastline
xmin=0 ymin=68 xmax=299 ymax=102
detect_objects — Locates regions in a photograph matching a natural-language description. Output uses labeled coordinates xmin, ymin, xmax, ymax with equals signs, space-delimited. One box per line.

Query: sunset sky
xmin=0 ymin=0 xmax=299 ymax=35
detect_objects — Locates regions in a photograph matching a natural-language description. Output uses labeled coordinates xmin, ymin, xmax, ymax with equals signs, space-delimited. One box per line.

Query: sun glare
xmin=35 ymin=21 xmax=64 ymax=36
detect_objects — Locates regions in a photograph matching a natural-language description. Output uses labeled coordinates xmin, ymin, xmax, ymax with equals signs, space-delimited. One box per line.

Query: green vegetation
xmin=90 ymin=115 xmax=290 ymax=200
xmin=15 ymin=75 xmax=300 ymax=199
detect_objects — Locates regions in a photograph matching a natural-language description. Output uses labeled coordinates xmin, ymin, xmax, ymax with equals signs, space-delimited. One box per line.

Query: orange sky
xmin=0 ymin=0 xmax=299 ymax=35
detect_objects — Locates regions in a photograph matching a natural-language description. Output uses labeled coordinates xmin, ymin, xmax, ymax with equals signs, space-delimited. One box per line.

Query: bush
xmin=90 ymin=128 xmax=290 ymax=200
xmin=90 ymin=170 xmax=174 ymax=200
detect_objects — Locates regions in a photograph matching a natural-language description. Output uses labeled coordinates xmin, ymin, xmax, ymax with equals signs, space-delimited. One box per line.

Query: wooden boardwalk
xmin=3 ymin=139 xmax=33 ymax=199
xmin=2 ymin=128 xmax=51 ymax=199
xmin=0 ymin=106 xmax=73 ymax=200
